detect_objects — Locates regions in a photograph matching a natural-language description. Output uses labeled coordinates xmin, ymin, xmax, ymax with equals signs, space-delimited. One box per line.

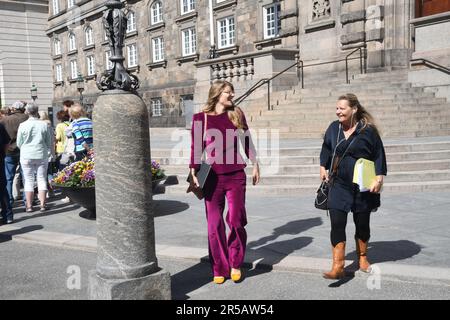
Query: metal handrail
xmin=410 ymin=58 xmax=450 ymax=75
xmin=234 ymin=78 xmax=269 ymax=105
xmin=345 ymin=46 xmax=365 ymax=84
xmin=235 ymin=60 xmax=302 ymax=110
xmin=234 ymin=48 xmax=365 ymax=109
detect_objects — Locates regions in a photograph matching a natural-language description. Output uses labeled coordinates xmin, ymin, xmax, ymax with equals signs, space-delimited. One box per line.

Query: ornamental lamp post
xmin=30 ymin=84 xmax=38 ymax=101
xmin=88 ymin=0 xmax=170 ymax=300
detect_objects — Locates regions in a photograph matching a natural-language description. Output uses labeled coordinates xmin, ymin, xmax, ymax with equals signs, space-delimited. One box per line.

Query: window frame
xmin=151 ymin=1 xmax=163 ymax=25
xmin=181 ymin=27 xmax=196 ymax=56
xmin=55 ymin=64 xmax=63 ymax=82
xmin=127 ymin=11 xmax=137 ymax=33
xmin=52 ymin=0 xmax=60 ymax=15
xmin=68 ymin=33 xmax=77 ymax=51
xmin=67 ymin=0 xmax=75 ymax=9
xmin=263 ymin=3 xmax=281 ymax=39
xmin=54 ymin=39 xmax=61 ymax=55
xmin=217 ymin=16 xmax=235 ymax=49
xmin=85 ymin=27 xmax=94 ymax=46
xmin=152 ymin=36 xmax=165 ymax=62
xmin=151 ymin=98 xmax=163 ymax=117
xmin=86 ymin=55 xmax=95 ymax=76
xmin=70 ymin=60 xmax=78 ymax=79
xmin=105 ymin=51 xmax=113 ymax=70
xmin=181 ymin=0 xmax=196 ymax=15
xmin=127 ymin=43 xmax=138 ymax=67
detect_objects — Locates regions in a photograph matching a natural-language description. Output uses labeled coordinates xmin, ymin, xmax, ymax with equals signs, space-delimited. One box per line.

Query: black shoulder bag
xmin=186 ymin=112 xmax=212 ymax=200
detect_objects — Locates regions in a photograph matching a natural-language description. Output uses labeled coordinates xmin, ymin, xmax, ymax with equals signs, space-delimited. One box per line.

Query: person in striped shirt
xmin=69 ymin=103 xmax=93 ymax=161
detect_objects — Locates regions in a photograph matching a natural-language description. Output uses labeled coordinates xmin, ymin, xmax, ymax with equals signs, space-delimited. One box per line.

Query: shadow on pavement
xmin=243 ymin=217 xmax=322 ymax=280
xmin=0 ymin=225 xmax=43 ymax=243
xmin=153 ymin=200 xmax=189 ymax=217
xmin=170 ymin=260 xmax=212 ymax=300
xmin=328 ymin=239 xmax=422 ymax=288
xmin=12 ymin=202 xmax=81 ymax=223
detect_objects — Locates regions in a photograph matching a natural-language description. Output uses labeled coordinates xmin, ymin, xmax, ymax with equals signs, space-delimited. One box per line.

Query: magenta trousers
xmin=204 ymin=170 xmax=247 ymax=277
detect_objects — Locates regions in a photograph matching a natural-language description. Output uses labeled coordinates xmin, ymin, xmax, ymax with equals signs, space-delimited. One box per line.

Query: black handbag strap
xmin=330 ymin=124 xmax=359 ymax=177
xmin=201 ymin=112 xmax=207 ymax=162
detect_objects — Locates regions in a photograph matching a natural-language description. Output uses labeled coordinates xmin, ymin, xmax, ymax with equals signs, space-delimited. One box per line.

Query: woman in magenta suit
xmin=189 ymin=80 xmax=260 ymax=284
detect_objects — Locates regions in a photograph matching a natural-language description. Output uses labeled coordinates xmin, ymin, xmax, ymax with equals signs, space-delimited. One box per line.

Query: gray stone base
xmin=88 ymin=269 xmax=171 ymax=300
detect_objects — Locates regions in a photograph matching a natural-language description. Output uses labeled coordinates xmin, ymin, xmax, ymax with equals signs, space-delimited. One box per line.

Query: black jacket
xmin=320 ymin=120 xmax=387 ymax=213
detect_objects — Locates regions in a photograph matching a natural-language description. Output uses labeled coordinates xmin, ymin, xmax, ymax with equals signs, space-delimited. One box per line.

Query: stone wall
xmin=0 ymin=0 xmax=52 ymax=110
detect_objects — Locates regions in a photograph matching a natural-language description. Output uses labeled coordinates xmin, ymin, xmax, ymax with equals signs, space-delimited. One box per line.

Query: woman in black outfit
xmin=319 ymin=93 xmax=387 ymax=279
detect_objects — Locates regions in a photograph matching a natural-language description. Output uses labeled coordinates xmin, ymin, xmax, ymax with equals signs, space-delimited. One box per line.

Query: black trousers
xmin=329 ymin=209 xmax=371 ymax=247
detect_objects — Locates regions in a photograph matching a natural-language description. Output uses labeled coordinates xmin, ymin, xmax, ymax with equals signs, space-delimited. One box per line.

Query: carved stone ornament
xmin=97 ymin=0 xmax=139 ymax=92
xmin=312 ymin=0 xmax=331 ymax=21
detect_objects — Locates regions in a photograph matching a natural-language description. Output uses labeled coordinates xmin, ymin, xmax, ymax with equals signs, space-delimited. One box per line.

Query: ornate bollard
xmin=88 ymin=0 xmax=170 ymax=300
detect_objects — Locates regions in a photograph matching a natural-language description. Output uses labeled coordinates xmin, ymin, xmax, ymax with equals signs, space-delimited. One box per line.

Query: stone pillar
xmin=88 ymin=90 xmax=171 ymax=300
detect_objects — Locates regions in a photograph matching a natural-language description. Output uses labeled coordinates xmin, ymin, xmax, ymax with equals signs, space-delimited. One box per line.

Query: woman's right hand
xmin=190 ymin=174 xmax=200 ymax=188
xmin=320 ymin=166 xmax=329 ymax=182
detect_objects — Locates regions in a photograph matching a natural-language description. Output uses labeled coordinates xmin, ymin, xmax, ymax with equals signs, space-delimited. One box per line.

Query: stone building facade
xmin=0 ymin=0 xmax=53 ymax=111
xmin=46 ymin=0 xmax=450 ymax=126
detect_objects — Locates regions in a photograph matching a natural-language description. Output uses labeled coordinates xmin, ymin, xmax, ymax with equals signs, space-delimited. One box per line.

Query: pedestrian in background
xmin=69 ymin=104 xmax=93 ymax=161
xmin=17 ymin=103 xmax=52 ymax=212
xmin=0 ymin=101 xmax=28 ymax=207
xmin=0 ymin=122 xmax=12 ymax=224
xmin=189 ymin=80 xmax=260 ymax=284
xmin=319 ymin=93 xmax=387 ymax=279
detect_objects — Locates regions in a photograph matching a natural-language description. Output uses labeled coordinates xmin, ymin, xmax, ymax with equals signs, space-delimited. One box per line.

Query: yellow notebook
xmin=353 ymin=158 xmax=376 ymax=192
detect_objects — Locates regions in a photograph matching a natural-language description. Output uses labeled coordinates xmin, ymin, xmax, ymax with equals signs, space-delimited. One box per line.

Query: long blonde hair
xmin=202 ymin=80 xmax=244 ymax=129
xmin=338 ymin=93 xmax=380 ymax=136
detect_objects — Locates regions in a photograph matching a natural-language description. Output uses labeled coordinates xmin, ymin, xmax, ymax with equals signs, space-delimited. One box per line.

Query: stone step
xmin=173 ymin=169 xmax=450 ymax=186
xmin=250 ymin=123 xmax=450 ymax=133
xmin=160 ymin=159 xmax=450 ymax=176
xmin=276 ymin=129 xmax=450 ymax=139
xmin=243 ymin=101 xmax=450 ymax=114
xmin=154 ymin=150 xmax=450 ymax=166
xmin=250 ymin=117 xmax=450 ymax=128
xmin=298 ymin=96 xmax=447 ymax=104
xmin=275 ymin=86 xmax=428 ymax=98
xmin=248 ymin=113 xmax=450 ymax=123
xmin=151 ymin=142 xmax=450 ymax=160
xmin=272 ymin=92 xmax=437 ymax=102
xmin=159 ymin=180 xmax=450 ymax=196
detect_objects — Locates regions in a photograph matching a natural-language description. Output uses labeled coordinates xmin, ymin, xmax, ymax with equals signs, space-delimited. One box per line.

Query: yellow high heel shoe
xmin=213 ymin=276 xmax=225 ymax=284
xmin=230 ymin=268 xmax=242 ymax=282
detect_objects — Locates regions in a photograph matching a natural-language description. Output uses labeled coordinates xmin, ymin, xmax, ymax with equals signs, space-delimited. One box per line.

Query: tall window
xmin=182 ymin=27 xmax=196 ymax=56
xmin=54 ymin=39 xmax=61 ymax=55
xmin=87 ymin=56 xmax=95 ymax=76
xmin=152 ymin=37 xmax=165 ymax=62
xmin=105 ymin=51 xmax=113 ymax=70
xmin=151 ymin=98 xmax=163 ymax=117
xmin=127 ymin=44 xmax=138 ymax=67
xmin=127 ymin=12 xmax=136 ymax=33
xmin=181 ymin=0 xmax=195 ymax=14
xmin=217 ymin=16 xmax=235 ymax=49
xmin=55 ymin=64 xmax=62 ymax=82
xmin=70 ymin=60 xmax=78 ymax=79
xmin=85 ymin=27 xmax=94 ymax=46
xmin=52 ymin=0 xmax=59 ymax=15
xmin=67 ymin=0 xmax=75 ymax=9
xmin=69 ymin=33 xmax=76 ymax=51
xmin=263 ymin=3 xmax=281 ymax=39
xmin=151 ymin=1 xmax=163 ymax=24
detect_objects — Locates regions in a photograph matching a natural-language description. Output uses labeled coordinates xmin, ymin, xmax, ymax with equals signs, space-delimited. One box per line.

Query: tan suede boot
xmin=355 ymin=238 xmax=371 ymax=272
xmin=323 ymin=242 xmax=346 ymax=279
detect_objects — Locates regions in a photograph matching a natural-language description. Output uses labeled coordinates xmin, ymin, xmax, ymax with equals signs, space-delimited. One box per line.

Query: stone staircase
xmin=152 ymin=136 xmax=450 ymax=196
xmin=152 ymin=70 xmax=450 ymax=196
xmin=241 ymin=70 xmax=450 ymax=139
